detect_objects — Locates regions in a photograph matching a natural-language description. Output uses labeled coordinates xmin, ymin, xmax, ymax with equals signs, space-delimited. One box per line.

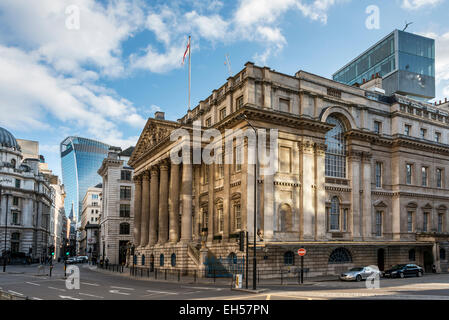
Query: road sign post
xmin=297 ymin=248 xmax=307 ymax=284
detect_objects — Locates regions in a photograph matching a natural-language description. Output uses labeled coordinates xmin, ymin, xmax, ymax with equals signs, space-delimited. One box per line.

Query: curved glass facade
xmin=60 ymin=137 xmax=109 ymax=222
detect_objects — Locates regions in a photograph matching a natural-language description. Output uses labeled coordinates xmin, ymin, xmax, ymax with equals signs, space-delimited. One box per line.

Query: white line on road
xmin=81 ymin=282 xmax=100 ymax=287
xmin=110 ymin=286 xmax=134 ymax=291
xmin=26 ymin=282 xmax=40 ymax=286
xmin=8 ymin=290 xmax=24 ymax=296
xmin=32 ymin=297 xmax=43 ymax=300
xmin=109 ymin=289 xmax=130 ymax=296
xmin=59 ymin=295 xmax=81 ymax=300
xmin=182 ymin=286 xmax=223 ymax=291
xmin=79 ymin=293 xmax=104 ymax=299
xmin=48 ymin=286 xmax=66 ymax=292
xmin=145 ymin=290 xmax=178 ymax=295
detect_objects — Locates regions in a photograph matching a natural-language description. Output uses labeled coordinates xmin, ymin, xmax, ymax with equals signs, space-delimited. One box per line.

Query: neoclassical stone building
xmin=129 ymin=62 xmax=449 ymax=276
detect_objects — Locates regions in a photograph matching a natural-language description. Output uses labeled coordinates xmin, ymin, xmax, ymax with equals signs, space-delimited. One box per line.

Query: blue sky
xmin=0 ymin=0 xmax=448 ymax=179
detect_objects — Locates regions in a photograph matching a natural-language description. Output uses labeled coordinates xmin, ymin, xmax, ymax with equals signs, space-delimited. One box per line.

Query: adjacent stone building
xmin=128 ymin=62 xmax=449 ymax=277
xmin=79 ymin=185 xmax=101 ymax=257
xmin=0 ymin=127 xmax=54 ymax=263
xmin=98 ymin=146 xmax=135 ymax=265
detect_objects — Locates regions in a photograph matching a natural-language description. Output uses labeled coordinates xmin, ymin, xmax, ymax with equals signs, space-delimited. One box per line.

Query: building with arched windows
xmin=128 ymin=62 xmax=449 ymax=277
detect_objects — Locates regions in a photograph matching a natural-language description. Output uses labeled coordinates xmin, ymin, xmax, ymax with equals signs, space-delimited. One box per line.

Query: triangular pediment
xmin=129 ymin=118 xmax=180 ymax=166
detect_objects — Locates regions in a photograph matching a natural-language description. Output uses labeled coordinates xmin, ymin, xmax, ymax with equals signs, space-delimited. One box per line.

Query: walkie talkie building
xmin=60 ymin=137 xmax=110 ymax=222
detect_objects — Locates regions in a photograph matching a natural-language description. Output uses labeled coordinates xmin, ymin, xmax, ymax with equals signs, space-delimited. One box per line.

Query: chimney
xmin=155 ymin=111 xmax=165 ymax=120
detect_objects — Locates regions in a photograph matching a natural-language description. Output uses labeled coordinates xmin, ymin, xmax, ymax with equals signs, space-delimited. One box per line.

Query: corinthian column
xmin=133 ymin=175 xmax=142 ymax=247
xmin=181 ymin=161 xmax=193 ymax=242
xmin=158 ymin=161 xmax=169 ymax=244
xmin=169 ymin=163 xmax=180 ymax=243
xmin=148 ymin=166 xmax=159 ymax=246
xmin=140 ymin=171 xmax=150 ymax=247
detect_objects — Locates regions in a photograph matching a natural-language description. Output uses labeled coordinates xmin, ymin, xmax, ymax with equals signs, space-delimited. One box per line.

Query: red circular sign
xmin=297 ymin=248 xmax=307 ymax=256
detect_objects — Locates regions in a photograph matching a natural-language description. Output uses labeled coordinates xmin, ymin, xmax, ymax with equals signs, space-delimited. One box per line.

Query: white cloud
xmin=0 ymin=45 xmax=145 ymax=148
xmin=401 ymin=0 xmax=444 ymax=10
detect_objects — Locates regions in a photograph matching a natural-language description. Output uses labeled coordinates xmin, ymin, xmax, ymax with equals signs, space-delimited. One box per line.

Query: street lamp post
xmin=239 ymin=113 xmax=258 ymax=291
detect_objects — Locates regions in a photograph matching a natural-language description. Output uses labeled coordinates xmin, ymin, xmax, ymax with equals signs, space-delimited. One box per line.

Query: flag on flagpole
xmin=182 ymin=36 xmax=190 ymax=66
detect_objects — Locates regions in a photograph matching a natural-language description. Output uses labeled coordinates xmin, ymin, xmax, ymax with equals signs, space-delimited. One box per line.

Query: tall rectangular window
xmin=234 ymin=203 xmax=241 ymax=230
xmin=279 ymin=146 xmax=291 ymax=173
xmin=12 ymin=211 xmax=20 ymax=225
xmin=405 ymin=124 xmax=411 ymax=136
xmin=219 ymin=107 xmax=227 ymax=121
xmin=423 ymin=212 xmax=429 ymax=232
xmin=121 ymin=170 xmax=131 ymax=181
xmin=438 ymin=214 xmax=444 ymax=233
xmin=120 ymin=204 xmax=130 ymax=217
xmin=406 ymin=164 xmax=413 ymax=185
xmin=205 ymin=117 xmax=212 ymax=127
xmin=374 ymin=121 xmax=382 ymax=134
xmin=435 ymin=132 xmax=441 ymax=143
xmin=343 ymin=208 xmax=348 ymax=232
xmin=422 ymin=167 xmax=428 ymax=187
xmin=235 ymin=146 xmax=242 ymax=172
xmin=436 ymin=168 xmax=443 ymax=188
xmin=15 ymin=179 xmax=20 ymax=188
xmin=120 ymin=186 xmax=131 ymax=200
xmin=13 ymin=197 xmax=19 ymax=206
xmin=407 ymin=212 xmax=413 ymax=232
xmin=236 ymin=96 xmax=244 ymax=110
xmin=218 ymin=207 xmax=224 ymax=233
xmin=375 ymin=211 xmax=383 ymax=236
xmin=375 ymin=162 xmax=382 ymax=188
xmin=420 ymin=128 xmax=427 ymax=139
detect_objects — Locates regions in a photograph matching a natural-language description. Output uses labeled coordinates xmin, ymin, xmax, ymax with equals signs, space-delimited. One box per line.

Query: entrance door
xmin=424 ymin=250 xmax=433 ymax=273
xmin=377 ymin=249 xmax=385 ymax=271
xmin=118 ymin=241 xmax=129 ymax=265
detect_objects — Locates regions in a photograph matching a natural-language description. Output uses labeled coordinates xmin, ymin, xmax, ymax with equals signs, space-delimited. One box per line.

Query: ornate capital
xmin=314 ymin=142 xmax=327 ymax=155
xmin=133 ymin=175 xmax=142 ymax=184
xmin=150 ymin=166 xmax=159 ymax=176
xmin=142 ymin=171 xmax=151 ymax=181
xmin=159 ymin=159 xmax=170 ymax=171
xmin=298 ymin=140 xmax=315 ymax=154
xmin=348 ymin=150 xmax=363 ymax=161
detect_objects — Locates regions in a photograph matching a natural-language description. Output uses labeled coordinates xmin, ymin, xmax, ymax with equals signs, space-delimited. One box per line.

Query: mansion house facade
xmin=128 ymin=62 xmax=449 ymax=276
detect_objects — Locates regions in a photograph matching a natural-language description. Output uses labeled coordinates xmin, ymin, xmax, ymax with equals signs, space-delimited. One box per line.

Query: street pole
xmin=3 ymin=193 xmax=9 ymax=272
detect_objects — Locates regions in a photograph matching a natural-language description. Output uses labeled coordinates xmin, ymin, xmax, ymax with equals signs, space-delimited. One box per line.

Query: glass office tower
xmin=60 ymin=137 xmax=109 ymax=222
xmin=333 ymin=30 xmax=435 ymax=100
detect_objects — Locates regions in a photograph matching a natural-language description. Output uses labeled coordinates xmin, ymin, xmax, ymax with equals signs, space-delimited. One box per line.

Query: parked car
xmin=340 ymin=266 xmax=381 ymax=281
xmin=76 ymin=256 xmax=88 ymax=263
xmin=383 ymin=264 xmax=423 ymax=278
xmin=66 ymin=257 xmax=77 ymax=264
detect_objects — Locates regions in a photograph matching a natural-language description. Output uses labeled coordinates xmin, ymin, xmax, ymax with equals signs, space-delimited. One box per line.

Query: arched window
xmin=328 ymin=248 xmax=352 ymax=264
xmin=329 ymin=197 xmax=340 ymax=231
xmin=440 ymin=248 xmax=446 ymax=260
xmin=141 ymin=254 xmax=146 ymax=266
xmin=160 ymin=254 xmax=164 ymax=267
xmin=284 ymin=251 xmax=295 ymax=265
xmin=409 ymin=249 xmax=416 ymax=261
xmin=325 ymin=116 xmax=347 ymax=178
xmin=279 ymin=204 xmax=293 ymax=232
xmin=11 ymin=159 xmax=16 ymax=168
xmin=228 ymin=252 xmax=237 ymax=264
xmin=119 ymin=223 xmax=130 ymax=235
xmin=171 ymin=253 xmax=176 ymax=267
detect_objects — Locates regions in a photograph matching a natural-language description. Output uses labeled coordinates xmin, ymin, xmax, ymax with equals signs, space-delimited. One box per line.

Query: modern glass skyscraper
xmin=60 ymin=137 xmax=110 ymax=222
xmin=333 ymin=30 xmax=435 ymax=100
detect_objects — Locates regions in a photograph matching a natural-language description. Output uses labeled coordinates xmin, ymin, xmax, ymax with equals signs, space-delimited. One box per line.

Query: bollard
xmin=280 ymin=269 xmax=283 ymax=285
xmin=194 ymin=270 xmax=197 ymax=283
xmin=165 ymin=269 xmax=167 ymax=280
xmin=155 ymin=268 xmax=158 ymax=279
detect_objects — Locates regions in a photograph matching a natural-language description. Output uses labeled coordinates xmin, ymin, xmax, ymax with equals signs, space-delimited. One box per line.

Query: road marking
xmin=146 ymin=290 xmax=178 ymax=295
xmin=26 ymin=282 xmax=40 ymax=286
xmin=266 ymin=294 xmax=271 ymax=300
xmin=81 ymin=282 xmax=100 ymax=287
xmin=32 ymin=297 xmax=43 ymax=300
xmin=182 ymin=286 xmax=223 ymax=291
xmin=109 ymin=289 xmax=131 ymax=296
xmin=48 ymin=286 xmax=66 ymax=292
xmin=59 ymin=295 xmax=81 ymax=300
xmin=79 ymin=293 xmax=104 ymax=299
xmin=110 ymin=286 xmax=134 ymax=291
xmin=8 ymin=290 xmax=24 ymax=296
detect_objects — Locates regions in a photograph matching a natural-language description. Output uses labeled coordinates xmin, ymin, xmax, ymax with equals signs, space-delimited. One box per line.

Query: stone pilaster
xmin=299 ymin=140 xmax=315 ymax=240
xmin=158 ymin=161 xmax=169 ymax=244
xmin=133 ymin=175 xmax=142 ymax=247
xmin=169 ymin=163 xmax=180 ymax=243
xmin=349 ymin=150 xmax=362 ymax=240
xmin=181 ymin=161 xmax=193 ymax=242
xmin=149 ymin=166 xmax=159 ymax=246
xmin=314 ymin=142 xmax=326 ymax=240
xmin=362 ymin=152 xmax=372 ymax=239
xmin=207 ymin=163 xmax=215 ymax=243
xmin=140 ymin=171 xmax=150 ymax=247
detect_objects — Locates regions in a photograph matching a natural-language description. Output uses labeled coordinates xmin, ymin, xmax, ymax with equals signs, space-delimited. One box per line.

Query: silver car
xmin=340 ymin=266 xmax=381 ymax=281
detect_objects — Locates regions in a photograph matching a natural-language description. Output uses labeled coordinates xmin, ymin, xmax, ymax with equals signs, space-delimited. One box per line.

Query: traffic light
xmin=238 ymin=231 xmax=245 ymax=252
xmin=49 ymin=245 xmax=55 ymax=256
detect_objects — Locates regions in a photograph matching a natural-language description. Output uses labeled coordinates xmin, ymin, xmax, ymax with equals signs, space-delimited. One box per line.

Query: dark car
xmin=383 ymin=264 xmax=423 ymax=278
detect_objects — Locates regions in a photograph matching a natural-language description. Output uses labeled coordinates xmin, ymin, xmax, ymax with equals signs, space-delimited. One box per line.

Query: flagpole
xmin=188 ymin=35 xmax=191 ymax=111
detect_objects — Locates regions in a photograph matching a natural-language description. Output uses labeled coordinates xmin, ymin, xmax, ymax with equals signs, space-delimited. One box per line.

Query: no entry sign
xmin=297 ymin=248 xmax=307 ymax=256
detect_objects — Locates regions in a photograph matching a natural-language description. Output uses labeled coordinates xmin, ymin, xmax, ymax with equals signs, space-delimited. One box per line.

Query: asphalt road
xmin=1 ymin=264 xmax=449 ymax=300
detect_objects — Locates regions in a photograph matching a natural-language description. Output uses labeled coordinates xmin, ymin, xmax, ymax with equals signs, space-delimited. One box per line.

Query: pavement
xmin=1 ymin=263 xmax=449 ymax=300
